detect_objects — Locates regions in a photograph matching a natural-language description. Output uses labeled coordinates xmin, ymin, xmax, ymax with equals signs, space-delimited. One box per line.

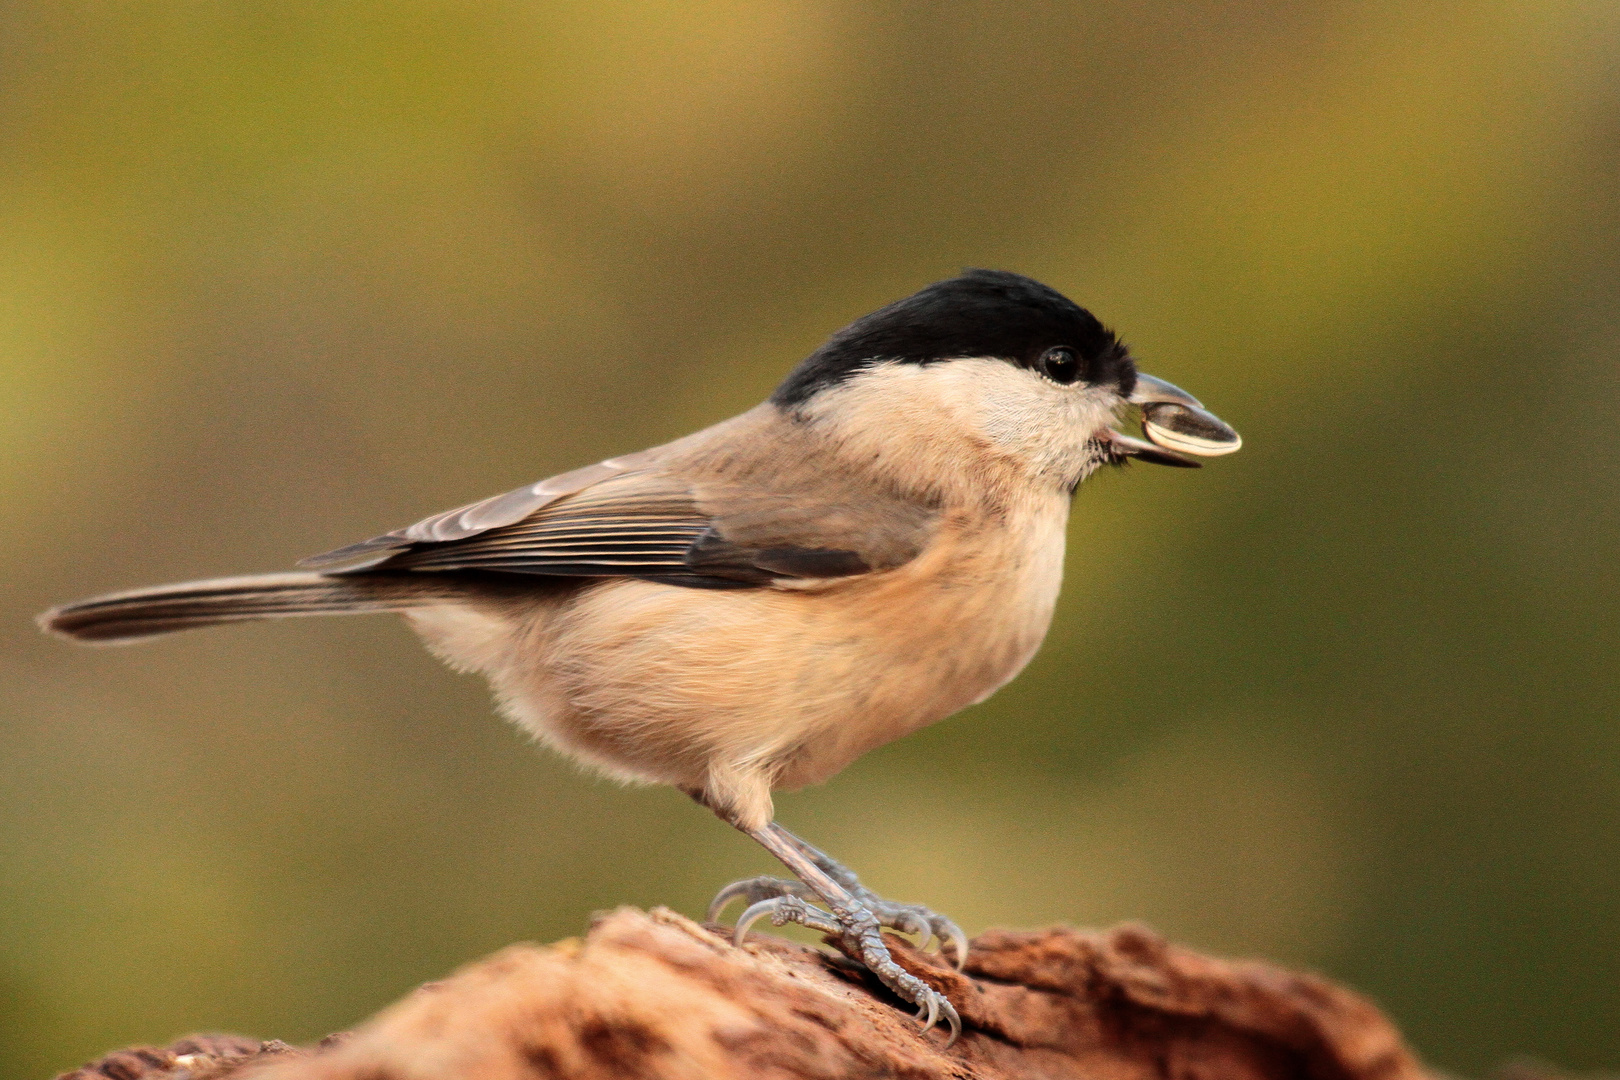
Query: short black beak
xmin=1108 ymin=373 xmax=1242 ymax=467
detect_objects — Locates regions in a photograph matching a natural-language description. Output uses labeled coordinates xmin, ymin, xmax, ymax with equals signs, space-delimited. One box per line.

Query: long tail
xmin=38 ymin=572 xmax=461 ymax=644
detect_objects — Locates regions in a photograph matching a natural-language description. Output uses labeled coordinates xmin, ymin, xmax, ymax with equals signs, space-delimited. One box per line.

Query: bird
xmin=40 ymin=268 xmax=1240 ymax=1042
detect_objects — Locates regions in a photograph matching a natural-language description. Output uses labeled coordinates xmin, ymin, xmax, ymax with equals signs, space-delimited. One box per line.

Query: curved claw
xmin=939 ymin=997 xmax=962 ymax=1047
xmin=881 ymin=907 xmax=967 ymax=969
xmin=707 ymin=875 xmax=811 ymax=923
xmin=707 ymin=879 xmax=759 ymax=923
xmin=706 ymin=880 xmax=780 ymax=919
xmin=941 ymin=923 xmax=970 ymax=971
xmin=733 ymin=894 xmax=842 ymax=947
xmin=917 ymin=990 xmax=939 ymax=1033
xmin=733 ymin=897 xmax=780 ymax=945
xmin=892 ymin=910 xmax=930 ymax=941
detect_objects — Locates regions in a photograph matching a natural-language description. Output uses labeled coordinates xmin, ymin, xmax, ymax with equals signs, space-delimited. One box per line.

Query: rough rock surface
xmin=55 ymin=907 xmax=1430 ymax=1080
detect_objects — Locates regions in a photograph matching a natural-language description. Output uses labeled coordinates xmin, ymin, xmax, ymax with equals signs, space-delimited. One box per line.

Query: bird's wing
xmin=304 ymin=460 xmax=939 ymax=589
xmin=299 ymin=450 xmax=661 ymax=569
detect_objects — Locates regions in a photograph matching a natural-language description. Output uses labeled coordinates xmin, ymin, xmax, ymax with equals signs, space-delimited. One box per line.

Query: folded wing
xmin=305 ymin=458 xmax=938 ymax=590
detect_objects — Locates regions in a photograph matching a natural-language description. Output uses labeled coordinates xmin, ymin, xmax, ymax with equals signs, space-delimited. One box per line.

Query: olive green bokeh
xmin=4 ymin=2 xmax=1618 ymax=1077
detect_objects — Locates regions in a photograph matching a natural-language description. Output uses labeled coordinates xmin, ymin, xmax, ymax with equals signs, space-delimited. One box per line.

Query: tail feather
xmin=38 ymin=572 xmax=454 ymax=644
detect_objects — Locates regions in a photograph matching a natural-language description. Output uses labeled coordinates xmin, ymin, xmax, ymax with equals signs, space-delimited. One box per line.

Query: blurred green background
xmin=3 ymin=2 xmax=1618 ymax=1076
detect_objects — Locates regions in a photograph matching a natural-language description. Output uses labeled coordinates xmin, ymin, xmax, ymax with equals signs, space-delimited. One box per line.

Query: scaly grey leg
xmin=772 ymin=825 xmax=969 ymax=971
xmin=709 ymin=821 xmax=962 ymax=1045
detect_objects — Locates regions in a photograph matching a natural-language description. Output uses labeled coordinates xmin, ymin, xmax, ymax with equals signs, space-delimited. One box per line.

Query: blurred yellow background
xmin=3 ymin=2 xmax=1618 ymax=1076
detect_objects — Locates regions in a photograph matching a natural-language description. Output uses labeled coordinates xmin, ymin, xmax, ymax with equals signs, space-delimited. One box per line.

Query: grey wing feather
xmin=299 ymin=451 xmax=656 ymax=568
xmin=302 ymin=429 xmax=939 ymax=588
xmin=374 ymin=474 xmax=720 ymax=579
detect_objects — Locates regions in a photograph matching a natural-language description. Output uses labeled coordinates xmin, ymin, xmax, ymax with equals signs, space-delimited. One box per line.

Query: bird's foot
xmin=709 ymin=875 xmax=963 ymax=1044
xmin=708 ymin=875 xmax=965 ymax=968
xmin=848 ymin=892 xmax=969 ymax=972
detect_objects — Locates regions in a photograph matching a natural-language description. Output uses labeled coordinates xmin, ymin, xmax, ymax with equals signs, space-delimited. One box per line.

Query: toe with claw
xmin=834 ymin=902 xmax=963 ymax=1044
xmin=707 ymin=875 xmax=814 ymax=923
xmin=863 ymin=898 xmax=970 ymax=971
xmin=733 ymin=893 xmax=842 ymax=943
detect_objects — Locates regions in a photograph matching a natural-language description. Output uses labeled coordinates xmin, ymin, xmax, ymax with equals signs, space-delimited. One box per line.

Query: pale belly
xmin=406 ymin=500 xmax=1069 ymax=829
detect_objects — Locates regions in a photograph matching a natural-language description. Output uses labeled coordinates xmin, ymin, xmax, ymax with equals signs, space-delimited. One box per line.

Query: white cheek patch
xmin=800 ymin=358 xmax=1122 ymax=488
xmin=911 ymin=358 xmax=1118 ymax=467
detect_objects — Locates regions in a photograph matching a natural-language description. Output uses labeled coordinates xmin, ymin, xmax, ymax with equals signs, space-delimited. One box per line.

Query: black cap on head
xmin=771 ymin=269 xmax=1134 ymax=409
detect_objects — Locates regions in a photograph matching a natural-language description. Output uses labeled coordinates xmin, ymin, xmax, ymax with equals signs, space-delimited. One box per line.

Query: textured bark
xmin=56 ymin=907 xmax=1430 ymax=1080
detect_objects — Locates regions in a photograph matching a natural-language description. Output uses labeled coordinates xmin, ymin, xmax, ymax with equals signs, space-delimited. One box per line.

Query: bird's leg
xmin=708 ymin=820 xmax=961 ymax=1044
xmin=770 ymin=825 xmax=969 ymax=970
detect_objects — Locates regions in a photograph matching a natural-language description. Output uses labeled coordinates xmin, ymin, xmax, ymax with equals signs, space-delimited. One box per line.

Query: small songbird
xmin=41 ymin=269 xmax=1239 ymax=1041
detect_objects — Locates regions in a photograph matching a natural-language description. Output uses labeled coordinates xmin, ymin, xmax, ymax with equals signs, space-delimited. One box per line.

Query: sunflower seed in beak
xmin=1142 ymin=402 xmax=1242 ymax=457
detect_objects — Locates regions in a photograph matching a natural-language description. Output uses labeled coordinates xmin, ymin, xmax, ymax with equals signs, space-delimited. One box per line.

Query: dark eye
xmin=1036 ymin=346 xmax=1081 ymax=385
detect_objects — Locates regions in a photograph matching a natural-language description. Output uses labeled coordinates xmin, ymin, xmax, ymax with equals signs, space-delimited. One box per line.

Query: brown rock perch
xmin=56 ymin=907 xmax=1429 ymax=1080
